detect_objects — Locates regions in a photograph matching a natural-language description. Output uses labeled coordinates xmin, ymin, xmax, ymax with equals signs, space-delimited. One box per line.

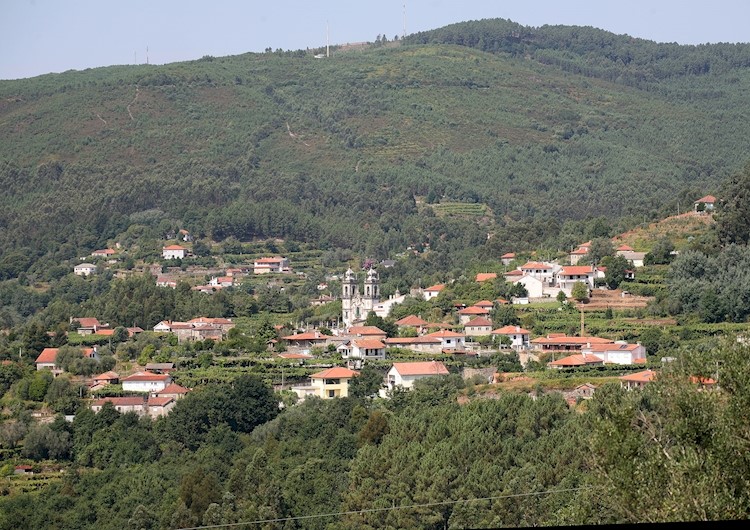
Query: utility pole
xmin=403 ymin=3 xmax=407 ymax=39
xmin=580 ymin=305 xmax=585 ymax=337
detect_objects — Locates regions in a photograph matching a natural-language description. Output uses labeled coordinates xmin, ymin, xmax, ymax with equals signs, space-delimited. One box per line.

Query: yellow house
xmin=293 ymin=367 xmax=360 ymax=400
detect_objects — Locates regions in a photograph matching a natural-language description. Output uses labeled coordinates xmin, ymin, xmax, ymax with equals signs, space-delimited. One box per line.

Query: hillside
xmin=2 ymin=19 xmax=750 ymax=279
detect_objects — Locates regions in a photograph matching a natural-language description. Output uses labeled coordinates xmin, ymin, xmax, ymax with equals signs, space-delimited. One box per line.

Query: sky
xmin=1 ymin=0 xmax=749 ymax=80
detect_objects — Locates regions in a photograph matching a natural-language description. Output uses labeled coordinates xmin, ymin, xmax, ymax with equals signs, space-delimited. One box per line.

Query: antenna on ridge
xmin=403 ymin=3 xmax=406 ymax=39
xmin=326 ymin=20 xmax=330 ymax=58
xmin=146 ymin=45 xmax=149 ymax=65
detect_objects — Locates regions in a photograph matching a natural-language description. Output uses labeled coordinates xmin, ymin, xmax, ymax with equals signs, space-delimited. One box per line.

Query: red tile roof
xmin=500 ymin=252 xmax=516 ymax=259
xmin=424 ymin=283 xmax=446 ymax=292
xmin=278 ymin=352 xmax=314 ymax=359
xmin=585 ymin=343 xmax=641 ymax=352
xmin=384 ymin=337 xmax=442 ymax=345
xmin=426 ymin=329 xmax=465 ymax=338
xmin=570 ymin=247 xmax=589 ymax=255
xmin=147 ymin=396 xmax=175 ymax=407
xmin=548 ymin=354 xmax=604 ymax=367
xmin=122 ymin=371 xmax=171 ymax=382
xmin=92 ymin=397 xmax=145 ymax=407
xmin=504 ymin=270 xmax=523 ymax=277
xmin=35 ymin=348 xmax=59 ymax=364
xmin=188 ymin=317 xmax=233 ymax=325
xmin=520 ymin=262 xmax=553 ymax=270
xmin=163 ymin=245 xmax=186 ymax=250
xmin=532 ymin=335 xmax=613 ymax=345
xmin=457 ymin=306 xmax=489 ymax=315
xmin=475 ymin=273 xmax=497 ymax=282
xmin=474 ymin=300 xmax=495 ymax=308
xmin=157 ymin=383 xmax=190 ymax=395
xmin=395 ymin=314 xmax=429 ymax=326
xmin=392 ymin=361 xmax=449 ymax=376
xmin=620 ymin=370 xmax=656 ymax=383
xmin=695 ymin=195 xmax=716 ymax=204
xmin=94 ymin=371 xmax=119 ymax=382
xmin=255 ymin=256 xmax=286 ymax=263
xmin=284 ymin=331 xmax=334 ymax=341
xmin=310 ymin=367 xmax=360 ymax=379
xmin=464 ymin=317 xmax=493 ymax=327
xmin=616 ymin=244 xmax=634 ymax=252
xmin=74 ymin=317 xmax=101 ymax=328
xmin=354 ymin=339 xmax=386 ymax=349
xmin=560 ymin=266 xmax=594 ymax=275
xmin=492 ymin=325 xmax=531 ymax=335
xmin=347 ymin=326 xmax=386 ymax=336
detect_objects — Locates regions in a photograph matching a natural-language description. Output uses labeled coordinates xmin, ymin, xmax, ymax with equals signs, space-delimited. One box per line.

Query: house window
xmin=328 ymin=390 xmax=335 ymax=398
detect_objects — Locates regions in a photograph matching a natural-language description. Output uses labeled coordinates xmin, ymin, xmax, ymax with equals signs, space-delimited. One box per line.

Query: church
xmin=341 ymin=268 xmax=380 ymax=327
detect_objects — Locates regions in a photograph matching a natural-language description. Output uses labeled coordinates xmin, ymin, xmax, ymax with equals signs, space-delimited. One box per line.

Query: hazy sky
xmin=2 ymin=0 xmax=748 ymax=80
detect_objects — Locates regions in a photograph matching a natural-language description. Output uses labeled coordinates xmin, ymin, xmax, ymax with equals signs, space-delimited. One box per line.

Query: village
xmin=29 ymin=195 xmax=720 ymax=419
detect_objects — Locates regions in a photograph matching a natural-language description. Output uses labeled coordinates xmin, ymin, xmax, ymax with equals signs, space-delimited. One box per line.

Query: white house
xmin=156 ymin=276 xmax=177 ymax=288
xmin=35 ymin=348 xmax=60 ymax=373
xmin=372 ymin=291 xmax=407 ymax=318
xmin=617 ymin=251 xmax=646 ymax=268
xmin=338 ymin=339 xmax=386 ymax=361
xmin=162 ymin=245 xmax=187 ymax=260
xmin=422 ymin=284 xmax=445 ymax=300
xmin=580 ymin=341 xmax=647 ymax=365
xmin=556 ymin=266 xmax=595 ymax=294
xmin=121 ymin=371 xmax=172 ymax=393
xmin=90 ymin=396 xmax=176 ymax=418
xmin=74 ymin=263 xmax=97 ymax=276
xmin=464 ymin=317 xmax=493 ymax=337
xmin=90 ymin=397 xmax=147 ymax=415
xmin=491 ymin=325 xmax=531 ymax=349
xmin=514 ymin=274 xmax=546 ymax=299
xmin=292 ymin=367 xmax=359 ymax=400
xmin=385 ymin=361 xmax=449 ymax=391
xmin=620 ymin=369 xmax=656 ymax=390
xmin=519 ymin=262 xmax=557 ymax=283
xmin=253 ymin=256 xmax=290 ymax=274
xmin=694 ymin=195 xmax=716 ymax=213
xmin=91 ymin=248 xmax=116 ymax=258
xmin=456 ymin=306 xmax=490 ymax=325
xmin=209 ymin=276 xmax=234 ymax=288
xmin=424 ymin=329 xmax=465 ymax=352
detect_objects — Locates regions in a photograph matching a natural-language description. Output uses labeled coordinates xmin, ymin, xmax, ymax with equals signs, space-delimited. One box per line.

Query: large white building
xmin=121 ymin=371 xmax=172 ymax=393
xmin=162 ymin=245 xmax=187 ymax=260
xmin=385 ymin=361 xmax=450 ymax=392
xmin=74 ymin=263 xmax=97 ymax=276
xmin=253 ymin=256 xmax=290 ymax=274
xmin=341 ymin=268 xmax=380 ymax=327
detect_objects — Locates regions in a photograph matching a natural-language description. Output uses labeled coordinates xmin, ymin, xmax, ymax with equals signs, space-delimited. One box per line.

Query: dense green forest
xmin=3 ymin=18 xmax=750 ymax=278
xmin=1 ymin=339 xmax=748 ymax=529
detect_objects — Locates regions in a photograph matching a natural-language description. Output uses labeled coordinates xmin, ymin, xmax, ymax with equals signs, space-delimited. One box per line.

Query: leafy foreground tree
xmin=567 ymin=336 xmax=750 ymax=524
xmin=716 ymin=161 xmax=750 ymax=246
xmin=156 ymin=374 xmax=279 ymax=450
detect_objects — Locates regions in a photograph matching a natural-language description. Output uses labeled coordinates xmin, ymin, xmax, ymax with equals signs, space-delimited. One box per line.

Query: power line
xmin=175 ymin=486 xmax=591 ymax=530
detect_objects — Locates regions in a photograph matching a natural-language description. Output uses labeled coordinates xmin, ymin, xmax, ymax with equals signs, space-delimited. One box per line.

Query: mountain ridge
xmin=1 ymin=18 xmax=747 ymax=279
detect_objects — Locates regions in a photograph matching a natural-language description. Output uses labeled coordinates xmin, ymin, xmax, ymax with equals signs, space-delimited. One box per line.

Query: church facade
xmin=341 ymin=268 xmax=380 ymax=327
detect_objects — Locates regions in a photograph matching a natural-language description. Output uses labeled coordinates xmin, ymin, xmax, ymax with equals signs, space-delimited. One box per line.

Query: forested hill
xmin=2 ymin=18 xmax=750 ymax=277
xmin=405 ymin=18 xmax=750 ymax=85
